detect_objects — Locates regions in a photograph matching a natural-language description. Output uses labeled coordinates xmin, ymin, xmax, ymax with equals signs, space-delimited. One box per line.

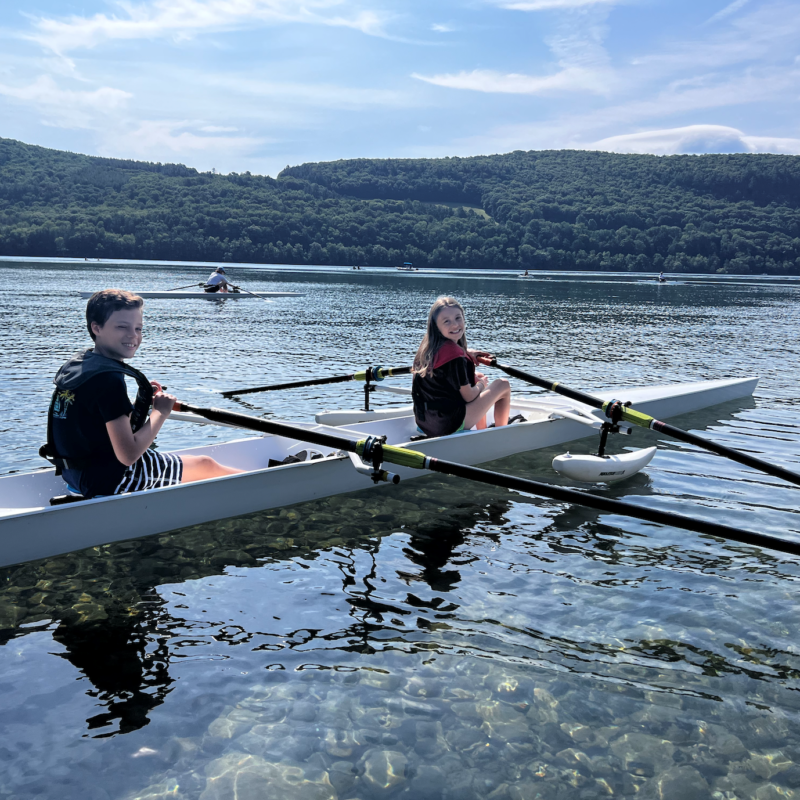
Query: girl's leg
xmin=463 ymin=379 xmax=511 ymax=430
xmin=180 ymin=454 xmax=244 ymax=483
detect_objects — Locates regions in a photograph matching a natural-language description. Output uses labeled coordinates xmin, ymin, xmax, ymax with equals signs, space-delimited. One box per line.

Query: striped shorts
xmin=113 ymin=450 xmax=184 ymax=495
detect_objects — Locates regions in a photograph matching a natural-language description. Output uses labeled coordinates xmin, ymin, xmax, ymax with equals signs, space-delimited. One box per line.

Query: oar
xmin=221 ymin=366 xmax=412 ymax=398
xmin=172 ymin=400 xmax=800 ymax=558
xmin=491 ymin=360 xmax=800 ymax=488
xmin=229 ymin=283 xmax=275 ymax=303
xmin=166 ymin=282 xmax=205 ymax=291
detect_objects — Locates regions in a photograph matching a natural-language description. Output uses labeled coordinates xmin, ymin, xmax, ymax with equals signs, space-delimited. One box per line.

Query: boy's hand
xmin=152 ymin=390 xmax=176 ymax=416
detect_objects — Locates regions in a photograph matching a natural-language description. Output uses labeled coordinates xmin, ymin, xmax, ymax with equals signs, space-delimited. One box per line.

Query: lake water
xmin=2 ymin=258 xmax=800 ymax=800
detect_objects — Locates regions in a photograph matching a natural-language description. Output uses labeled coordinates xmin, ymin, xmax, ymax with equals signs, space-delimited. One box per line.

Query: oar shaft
xmin=422 ymin=457 xmax=800 ymax=557
xmin=221 ymin=365 xmax=412 ymax=398
xmin=172 ymin=400 xmax=799 ymax=557
xmin=492 ymin=362 xmax=603 ymax=409
xmin=167 ymin=282 xmax=205 ymax=291
xmin=173 ymin=401 xmax=359 ymax=452
xmin=653 ymin=420 xmax=800 ymax=487
xmin=222 ymin=374 xmax=353 ymax=398
xmin=493 ymin=360 xmax=800 ymax=488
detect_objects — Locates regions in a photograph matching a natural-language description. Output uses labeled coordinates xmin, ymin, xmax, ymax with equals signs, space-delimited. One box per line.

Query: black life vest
xmin=412 ymin=342 xmax=476 ymax=417
xmin=40 ymin=350 xmax=154 ymax=475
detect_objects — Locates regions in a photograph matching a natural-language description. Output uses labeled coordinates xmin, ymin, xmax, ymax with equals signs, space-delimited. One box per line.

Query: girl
xmin=412 ymin=296 xmax=511 ymax=438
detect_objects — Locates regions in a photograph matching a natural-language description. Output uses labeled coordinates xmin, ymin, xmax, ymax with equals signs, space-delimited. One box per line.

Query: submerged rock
xmin=609 ymin=732 xmax=676 ymax=773
xmin=200 ymin=753 xmax=336 ymax=800
xmin=643 ymin=765 xmax=711 ymax=800
xmin=360 ymin=749 xmax=408 ymax=792
xmin=128 ymin=778 xmax=183 ymax=800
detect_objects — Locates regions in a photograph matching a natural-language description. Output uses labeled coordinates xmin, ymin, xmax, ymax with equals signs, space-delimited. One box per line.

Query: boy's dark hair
xmin=86 ymin=289 xmax=144 ymax=340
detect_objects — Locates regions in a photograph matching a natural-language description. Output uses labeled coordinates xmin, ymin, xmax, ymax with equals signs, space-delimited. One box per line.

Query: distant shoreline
xmin=3 ymin=255 xmax=800 ymax=285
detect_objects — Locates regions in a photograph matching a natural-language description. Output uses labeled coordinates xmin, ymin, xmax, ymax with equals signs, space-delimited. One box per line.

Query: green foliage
xmin=1 ymin=137 xmax=799 ymax=273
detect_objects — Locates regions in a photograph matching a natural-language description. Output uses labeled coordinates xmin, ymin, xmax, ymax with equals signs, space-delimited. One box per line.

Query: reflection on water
xmin=2 ymin=262 xmax=800 ymax=799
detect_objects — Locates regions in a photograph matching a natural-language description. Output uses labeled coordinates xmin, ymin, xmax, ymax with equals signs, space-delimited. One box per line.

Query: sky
xmin=1 ymin=0 xmax=798 ymax=176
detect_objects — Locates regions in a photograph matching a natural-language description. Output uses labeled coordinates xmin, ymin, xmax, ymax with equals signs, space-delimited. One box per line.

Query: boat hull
xmin=78 ymin=291 xmax=304 ymax=299
xmin=0 ymin=377 xmax=758 ymax=567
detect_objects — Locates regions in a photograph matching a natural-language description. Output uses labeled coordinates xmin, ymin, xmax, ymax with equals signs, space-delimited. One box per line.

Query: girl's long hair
xmin=414 ymin=296 xmax=468 ymax=377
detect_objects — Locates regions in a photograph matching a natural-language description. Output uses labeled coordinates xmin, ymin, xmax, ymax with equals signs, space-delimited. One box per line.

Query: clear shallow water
xmin=2 ymin=260 xmax=800 ymax=799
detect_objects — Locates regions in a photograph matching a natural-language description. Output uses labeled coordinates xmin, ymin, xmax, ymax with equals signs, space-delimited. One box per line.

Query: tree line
xmin=1 ymin=137 xmax=799 ymax=274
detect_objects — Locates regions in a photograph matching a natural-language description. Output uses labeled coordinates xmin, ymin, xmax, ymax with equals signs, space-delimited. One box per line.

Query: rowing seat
xmin=50 ymin=494 xmax=87 ymax=506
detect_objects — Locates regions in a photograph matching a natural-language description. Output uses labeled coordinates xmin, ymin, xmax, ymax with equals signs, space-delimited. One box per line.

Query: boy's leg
xmin=180 ymin=454 xmax=244 ymax=483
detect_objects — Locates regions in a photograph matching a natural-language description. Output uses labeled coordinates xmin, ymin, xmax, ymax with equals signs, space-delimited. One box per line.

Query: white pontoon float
xmin=0 ymin=377 xmax=757 ymax=568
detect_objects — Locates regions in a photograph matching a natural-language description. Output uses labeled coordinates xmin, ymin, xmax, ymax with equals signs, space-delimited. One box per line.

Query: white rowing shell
xmin=0 ymin=377 xmax=758 ymax=567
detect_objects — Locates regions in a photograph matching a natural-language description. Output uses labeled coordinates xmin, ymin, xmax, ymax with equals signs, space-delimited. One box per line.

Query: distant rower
xmin=204 ymin=267 xmax=230 ymax=293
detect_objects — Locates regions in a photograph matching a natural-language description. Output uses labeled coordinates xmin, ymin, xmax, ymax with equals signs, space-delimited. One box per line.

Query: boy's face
xmin=91 ymin=307 xmax=143 ymax=361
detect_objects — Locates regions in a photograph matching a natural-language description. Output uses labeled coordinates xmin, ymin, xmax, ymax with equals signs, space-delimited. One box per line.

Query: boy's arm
xmin=106 ymin=391 xmax=175 ymax=466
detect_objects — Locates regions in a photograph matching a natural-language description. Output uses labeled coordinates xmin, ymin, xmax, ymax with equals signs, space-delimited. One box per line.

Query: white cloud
xmin=738 ymin=134 xmax=800 ymax=155
xmin=634 ymin=2 xmax=800 ymax=71
xmin=201 ymin=125 xmax=239 ymax=132
xmin=591 ymin=124 xmax=745 ymax=153
xmin=209 ymin=75 xmax=411 ymax=109
xmin=590 ymin=125 xmax=800 ymax=155
xmin=431 ymin=23 xmax=455 ymax=33
xmin=412 ymin=66 xmax=609 ymax=94
xmin=491 ymin=0 xmax=625 ymax=9
xmin=28 ymin=0 xmax=388 ymax=56
xmin=97 ymin=120 xmax=265 ymax=163
xmin=705 ymin=0 xmax=751 ymax=25
xmin=0 ymin=75 xmax=131 ymax=128
xmin=416 ymin=6 xmax=614 ymax=96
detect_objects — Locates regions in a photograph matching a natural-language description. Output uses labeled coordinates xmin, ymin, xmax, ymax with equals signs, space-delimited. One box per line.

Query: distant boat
xmin=397 ymin=262 xmax=418 ymax=272
xmin=78 ymin=291 xmax=304 ymax=300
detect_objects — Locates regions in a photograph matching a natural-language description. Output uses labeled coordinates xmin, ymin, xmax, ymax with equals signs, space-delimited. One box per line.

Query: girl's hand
xmin=152 ymin=390 xmax=176 ymax=415
xmin=469 ymin=349 xmax=493 ymax=366
xmin=150 ymin=380 xmax=163 ymax=393
xmin=475 ymin=371 xmax=487 ymax=383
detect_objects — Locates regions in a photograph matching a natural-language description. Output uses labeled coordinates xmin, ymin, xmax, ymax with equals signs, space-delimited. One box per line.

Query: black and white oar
xmin=491 ymin=360 xmax=800 ymax=488
xmin=171 ymin=400 xmax=800 ymax=558
xmin=166 ymin=281 xmax=206 ymax=291
xmin=228 ymin=283 xmax=275 ymax=303
xmin=222 ymin=365 xmax=412 ymax=398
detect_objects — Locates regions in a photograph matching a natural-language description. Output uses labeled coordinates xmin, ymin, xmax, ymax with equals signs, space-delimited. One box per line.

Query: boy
xmin=43 ymin=289 xmax=242 ymax=498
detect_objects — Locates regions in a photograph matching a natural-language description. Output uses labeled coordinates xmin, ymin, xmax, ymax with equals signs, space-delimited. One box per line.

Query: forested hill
xmin=2 ymin=136 xmax=799 ymax=274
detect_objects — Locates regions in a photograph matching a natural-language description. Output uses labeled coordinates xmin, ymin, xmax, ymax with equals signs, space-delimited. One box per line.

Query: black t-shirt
xmin=51 ymin=372 xmax=134 ymax=497
xmin=412 ymin=356 xmax=475 ymax=438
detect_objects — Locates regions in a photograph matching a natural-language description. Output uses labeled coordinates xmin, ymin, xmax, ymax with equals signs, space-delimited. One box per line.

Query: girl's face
xmin=435 ymin=305 xmax=465 ymax=343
